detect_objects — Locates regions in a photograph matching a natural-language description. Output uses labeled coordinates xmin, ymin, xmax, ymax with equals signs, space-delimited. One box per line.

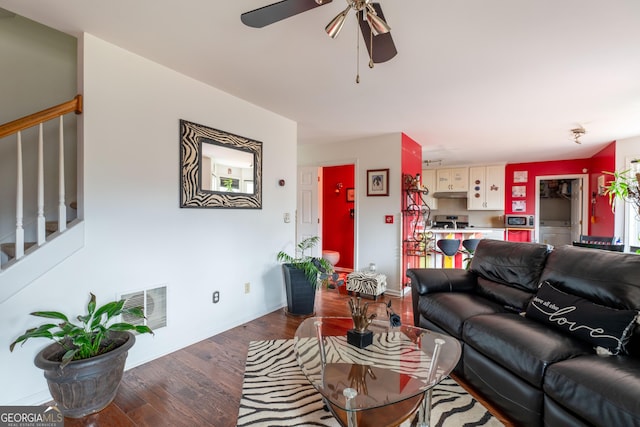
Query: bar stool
xmin=437 ymin=239 xmax=461 ymax=268
xmin=461 ymin=238 xmax=481 ymax=269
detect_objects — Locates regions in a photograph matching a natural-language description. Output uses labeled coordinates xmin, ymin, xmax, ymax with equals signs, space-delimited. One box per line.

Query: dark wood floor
xmin=62 ymin=288 xmax=513 ymax=427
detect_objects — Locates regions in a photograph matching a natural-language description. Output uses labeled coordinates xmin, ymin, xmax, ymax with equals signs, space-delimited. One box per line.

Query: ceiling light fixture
xmin=323 ymin=0 xmax=391 ymax=83
xmin=571 ymin=126 xmax=586 ymax=144
xmin=423 ymin=159 xmax=443 ymax=167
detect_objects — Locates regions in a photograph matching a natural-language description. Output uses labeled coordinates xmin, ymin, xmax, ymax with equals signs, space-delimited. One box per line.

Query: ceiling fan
xmin=241 ymin=0 xmax=397 ymax=65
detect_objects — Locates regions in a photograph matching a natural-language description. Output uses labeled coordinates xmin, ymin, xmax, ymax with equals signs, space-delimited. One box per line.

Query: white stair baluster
xmin=37 ymin=123 xmax=45 ymax=245
xmin=58 ymin=115 xmax=66 ymax=232
xmin=16 ymin=131 xmax=24 ymax=259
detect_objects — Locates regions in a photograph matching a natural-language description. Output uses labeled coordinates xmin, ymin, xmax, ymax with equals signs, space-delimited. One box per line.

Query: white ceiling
xmin=2 ymin=0 xmax=640 ymax=166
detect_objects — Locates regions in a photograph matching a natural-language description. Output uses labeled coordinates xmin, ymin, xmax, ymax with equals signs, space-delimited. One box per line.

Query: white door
xmin=570 ymin=179 xmax=583 ymax=242
xmin=297 ymin=166 xmax=321 ymax=257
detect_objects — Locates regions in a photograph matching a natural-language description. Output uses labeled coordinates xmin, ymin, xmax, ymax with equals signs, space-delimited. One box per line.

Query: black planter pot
xmin=34 ymin=331 xmax=135 ymax=418
xmin=282 ymin=263 xmax=317 ymax=316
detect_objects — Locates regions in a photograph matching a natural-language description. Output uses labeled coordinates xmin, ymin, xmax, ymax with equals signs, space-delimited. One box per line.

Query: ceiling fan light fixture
xmin=365 ymin=7 xmax=390 ymax=35
xmin=326 ymin=5 xmax=351 ymax=38
xmin=570 ymin=126 xmax=586 ymax=144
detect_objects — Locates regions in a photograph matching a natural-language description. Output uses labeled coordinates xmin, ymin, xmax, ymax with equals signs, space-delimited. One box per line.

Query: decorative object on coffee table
xmin=347 ymin=297 xmax=375 ymax=348
xmin=346 ymin=297 xmax=401 ymax=348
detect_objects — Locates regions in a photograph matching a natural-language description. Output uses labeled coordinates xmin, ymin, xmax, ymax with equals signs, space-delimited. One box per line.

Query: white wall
xmin=0 ymin=15 xmax=78 ymax=243
xmin=298 ymin=134 xmax=403 ymax=293
xmin=614 ymin=136 xmax=640 ymax=241
xmin=0 ymin=33 xmax=297 ymax=405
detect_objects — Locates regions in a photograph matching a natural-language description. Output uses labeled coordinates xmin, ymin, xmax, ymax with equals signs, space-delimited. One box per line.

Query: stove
xmin=432 ymin=215 xmax=469 ymax=229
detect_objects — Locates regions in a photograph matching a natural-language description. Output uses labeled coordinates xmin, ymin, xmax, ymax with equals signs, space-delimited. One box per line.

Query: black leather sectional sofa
xmin=407 ymin=239 xmax=640 ymax=426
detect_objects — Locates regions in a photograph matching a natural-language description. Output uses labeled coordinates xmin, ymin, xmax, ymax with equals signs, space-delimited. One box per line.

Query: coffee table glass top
xmin=293 ymin=316 xmax=461 ymax=412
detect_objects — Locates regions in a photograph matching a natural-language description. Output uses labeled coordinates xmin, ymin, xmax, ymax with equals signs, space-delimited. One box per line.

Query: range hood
xmin=432 ymin=191 xmax=468 ymax=199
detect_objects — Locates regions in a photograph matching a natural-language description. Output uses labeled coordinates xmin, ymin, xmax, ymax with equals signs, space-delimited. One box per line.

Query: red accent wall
xmin=505 ymin=142 xmax=616 ymax=237
xmin=505 ymin=159 xmax=590 ymax=215
xmin=322 ymin=164 xmax=355 ymax=269
xmin=402 ymin=133 xmax=422 ymax=177
xmin=589 ymin=142 xmax=616 ymax=235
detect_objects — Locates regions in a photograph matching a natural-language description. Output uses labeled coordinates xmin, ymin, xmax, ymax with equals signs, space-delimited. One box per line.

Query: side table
xmin=346 ymin=272 xmax=387 ymax=300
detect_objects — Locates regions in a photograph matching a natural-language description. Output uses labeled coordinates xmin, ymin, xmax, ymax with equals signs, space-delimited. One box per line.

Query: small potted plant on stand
xmin=10 ymin=292 xmax=153 ymax=418
xmin=277 ymin=236 xmax=343 ymax=315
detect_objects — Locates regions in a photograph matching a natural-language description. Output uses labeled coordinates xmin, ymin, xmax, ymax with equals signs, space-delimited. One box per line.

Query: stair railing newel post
xmin=58 ymin=115 xmax=66 ymax=232
xmin=16 ymin=131 xmax=24 ymax=259
xmin=37 ymin=123 xmax=46 ymax=245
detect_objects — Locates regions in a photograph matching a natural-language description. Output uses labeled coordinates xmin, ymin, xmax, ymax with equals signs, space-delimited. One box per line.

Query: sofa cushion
xmin=464 ymin=345 xmax=544 ymax=427
xmin=476 ymin=277 xmax=534 ymax=312
xmin=470 ymin=240 xmax=551 ymax=293
xmin=416 ymin=293 xmax=506 ymax=339
xmin=543 ymin=396 xmax=592 ymax=427
xmin=544 ymin=355 xmax=640 ymax=427
xmin=540 ymin=244 xmax=640 ymax=309
xmin=526 ymin=281 xmax=638 ymax=355
xmin=463 ymin=313 xmax=592 ymax=388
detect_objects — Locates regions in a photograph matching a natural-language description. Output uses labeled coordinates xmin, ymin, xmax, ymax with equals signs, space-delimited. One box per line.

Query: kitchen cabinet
xmin=436 ymin=167 xmax=468 ymax=192
xmin=467 ymin=165 xmax=505 ymax=210
xmin=420 ymin=169 xmax=438 ymax=210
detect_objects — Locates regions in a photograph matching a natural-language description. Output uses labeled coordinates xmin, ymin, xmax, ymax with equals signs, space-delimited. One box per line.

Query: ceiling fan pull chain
xmin=356 ymin=13 xmax=360 ymax=84
xmin=369 ymin=26 xmax=374 ymax=69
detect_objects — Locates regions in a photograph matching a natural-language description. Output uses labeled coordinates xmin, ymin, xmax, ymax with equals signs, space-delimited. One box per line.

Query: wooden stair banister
xmin=1 ymin=94 xmax=82 ymax=268
xmin=0 ymin=94 xmax=82 ymax=139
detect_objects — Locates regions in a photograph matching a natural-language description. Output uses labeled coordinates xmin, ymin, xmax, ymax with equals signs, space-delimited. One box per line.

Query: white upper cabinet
xmin=436 ymin=167 xmax=469 ymax=192
xmin=468 ymin=165 xmax=505 ymax=210
xmin=421 ymin=169 xmax=438 ymax=210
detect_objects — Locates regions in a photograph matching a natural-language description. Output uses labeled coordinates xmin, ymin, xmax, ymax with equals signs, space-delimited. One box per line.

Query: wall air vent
xmin=121 ymin=285 xmax=167 ymax=331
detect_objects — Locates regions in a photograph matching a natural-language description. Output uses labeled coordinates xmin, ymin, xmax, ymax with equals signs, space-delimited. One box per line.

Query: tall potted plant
xmin=10 ymin=293 xmax=153 ymax=418
xmin=277 ymin=236 xmax=342 ymax=315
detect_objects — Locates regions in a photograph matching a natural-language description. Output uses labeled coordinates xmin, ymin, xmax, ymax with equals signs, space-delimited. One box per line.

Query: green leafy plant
xmin=10 ymin=293 xmax=153 ymax=368
xmin=223 ymin=178 xmax=234 ymax=192
xmin=603 ymin=168 xmax=640 ymax=216
xmin=277 ymin=236 xmax=338 ymax=288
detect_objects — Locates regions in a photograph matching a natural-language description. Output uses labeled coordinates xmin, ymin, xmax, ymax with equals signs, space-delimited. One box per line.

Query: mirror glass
xmin=180 ymin=120 xmax=262 ymax=209
xmin=200 ymin=142 xmax=254 ymax=194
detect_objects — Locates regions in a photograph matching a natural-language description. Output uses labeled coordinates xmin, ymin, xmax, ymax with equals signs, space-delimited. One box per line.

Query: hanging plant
xmin=603 ymin=167 xmax=640 ymax=217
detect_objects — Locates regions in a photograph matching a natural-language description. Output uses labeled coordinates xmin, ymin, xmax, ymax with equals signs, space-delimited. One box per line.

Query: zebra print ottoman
xmin=346 ymin=272 xmax=387 ymax=300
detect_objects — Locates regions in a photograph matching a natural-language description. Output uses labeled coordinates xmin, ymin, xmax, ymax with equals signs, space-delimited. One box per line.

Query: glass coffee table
xmin=294 ymin=317 xmax=461 ymax=427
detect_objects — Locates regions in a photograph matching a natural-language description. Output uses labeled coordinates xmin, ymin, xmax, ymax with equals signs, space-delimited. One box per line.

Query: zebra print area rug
xmin=237 ymin=339 xmax=503 ymax=427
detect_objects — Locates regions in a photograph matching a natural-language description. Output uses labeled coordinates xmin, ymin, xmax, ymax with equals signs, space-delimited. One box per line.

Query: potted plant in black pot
xmin=277 ymin=236 xmax=343 ymax=315
xmin=9 ymin=292 xmax=153 ymax=418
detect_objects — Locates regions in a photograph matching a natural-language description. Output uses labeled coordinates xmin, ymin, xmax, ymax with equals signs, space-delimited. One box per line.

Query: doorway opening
xmin=296 ymin=164 xmax=356 ymax=272
xmin=535 ymin=174 xmax=588 ymax=245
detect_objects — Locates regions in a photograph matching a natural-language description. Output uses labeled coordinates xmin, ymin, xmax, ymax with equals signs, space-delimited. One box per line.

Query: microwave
xmin=505 ymin=214 xmax=535 ymax=228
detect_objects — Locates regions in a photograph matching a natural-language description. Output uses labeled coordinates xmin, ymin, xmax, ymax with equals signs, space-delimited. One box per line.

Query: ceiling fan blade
xmin=241 ymin=0 xmax=333 ymax=28
xmin=357 ymin=3 xmax=397 ymax=63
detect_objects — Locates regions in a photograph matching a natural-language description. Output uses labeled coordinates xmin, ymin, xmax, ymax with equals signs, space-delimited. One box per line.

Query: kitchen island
xmin=422 ymin=228 xmax=505 ymax=268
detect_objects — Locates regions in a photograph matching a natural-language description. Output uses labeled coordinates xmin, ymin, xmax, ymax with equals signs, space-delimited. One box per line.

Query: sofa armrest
xmin=407 ymin=268 xmax=477 ymax=327
xmin=407 ymin=268 xmax=476 ymax=295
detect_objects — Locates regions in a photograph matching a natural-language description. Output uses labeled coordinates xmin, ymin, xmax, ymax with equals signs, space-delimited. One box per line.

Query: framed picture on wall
xmin=346 ymin=188 xmax=355 ymax=202
xmin=367 ymin=169 xmax=389 ymax=196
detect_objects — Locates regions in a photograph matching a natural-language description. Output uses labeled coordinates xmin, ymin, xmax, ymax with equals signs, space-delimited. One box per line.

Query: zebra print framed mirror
xmin=180 ymin=119 xmax=262 ymax=209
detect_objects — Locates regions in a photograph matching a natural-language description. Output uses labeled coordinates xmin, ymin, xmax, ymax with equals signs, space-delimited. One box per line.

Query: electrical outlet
xmin=244 ymin=282 xmax=251 ymax=294
xmin=212 ymin=291 xmax=220 ymax=303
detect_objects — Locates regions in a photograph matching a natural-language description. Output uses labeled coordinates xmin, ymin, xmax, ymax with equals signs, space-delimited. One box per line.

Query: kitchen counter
xmin=427 ymin=227 xmax=505 ymax=234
